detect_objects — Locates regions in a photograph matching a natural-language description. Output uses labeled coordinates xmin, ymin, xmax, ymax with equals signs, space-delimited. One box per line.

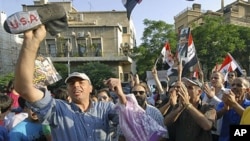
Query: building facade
xmin=174 ymin=0 xmax=250 ymax=32
xmin=22 ymin=0 xmax=136 ymax=82
xmin=0 ymin=12 xmax=23 ymax=75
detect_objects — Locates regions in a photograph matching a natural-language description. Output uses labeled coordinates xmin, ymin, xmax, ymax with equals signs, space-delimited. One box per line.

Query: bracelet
xmin=185 ymin=103 xmax=192 ymax=110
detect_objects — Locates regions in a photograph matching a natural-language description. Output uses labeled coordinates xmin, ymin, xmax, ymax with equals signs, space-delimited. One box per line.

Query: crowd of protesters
xmin=0 ymin=25 xmax=250 ymax=141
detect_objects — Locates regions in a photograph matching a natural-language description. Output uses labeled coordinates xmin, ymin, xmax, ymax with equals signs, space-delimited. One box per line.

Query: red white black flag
xmin=177 ymin=27 xmax=198 ymax=76
xmin=219 ymin=53 xmax=244 ymax=80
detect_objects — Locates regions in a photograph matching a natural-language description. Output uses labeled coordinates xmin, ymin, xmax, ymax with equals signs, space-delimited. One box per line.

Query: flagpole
xmin=178 ymin=58 xmax=182 ymax=81
xmin=197 ymin=60 xmax=204 ymax=83
xmin=154 ymin=54 xmax=163 ymax=67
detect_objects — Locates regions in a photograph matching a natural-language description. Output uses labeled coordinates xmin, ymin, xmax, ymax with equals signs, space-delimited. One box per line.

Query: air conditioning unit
xmin=77 ymin=32 xmax=85 ymax=37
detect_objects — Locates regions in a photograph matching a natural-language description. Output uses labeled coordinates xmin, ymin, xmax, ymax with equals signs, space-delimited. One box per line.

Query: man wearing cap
xmin=164 ymin=78 xmax=216 ymax=141
xmin=13 ymin=25 xmax=127 ymax=141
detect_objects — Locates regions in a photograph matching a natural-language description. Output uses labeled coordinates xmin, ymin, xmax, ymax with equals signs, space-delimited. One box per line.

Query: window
xmin=92 ymin=38 xmax=102 ymax=57
xmin=78 ymin=43 xmax=86 ymax=57
xmin=123 ymin=73 xmax=129 ymax=82
xmin=77 ymin=38 xmax=87 ymax=57
xmin=122 ymin=27 xmax=128 ymax=34
xmin=48 ymin=44 xmax=57 ymax=57
xmin=46 ymin=39 xmax=57 ymax=57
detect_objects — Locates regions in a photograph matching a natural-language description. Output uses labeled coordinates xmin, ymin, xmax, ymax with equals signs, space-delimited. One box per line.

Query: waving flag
xmin=219 ymin=53 xmax=243 ymax=80
xmin=122 ymin=0 xmax=142 ymax=20
xmin=161 ymin=42 xmax=174 ymax=67
xmin=178 ymin=27 xmax=198 ymax=76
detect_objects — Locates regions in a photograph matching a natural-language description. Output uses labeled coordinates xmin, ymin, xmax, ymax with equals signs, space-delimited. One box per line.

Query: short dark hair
xmin=7 ymin=79 xmax=15 ymax=94
xmin=53 ymin=88 xmax=69 ymax=101
xmin=0 ymin=93 xmax=13 ymax=113
xmin=97 ymin=88 xmax=111 ymax=98
xmin=229 ymin=71 xmax=237 ymax=77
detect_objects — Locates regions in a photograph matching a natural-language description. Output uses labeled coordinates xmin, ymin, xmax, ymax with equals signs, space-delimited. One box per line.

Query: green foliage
xmin=0 ymin=72 xmax=14 ymax=93
xmin=135 ymin=19 xmax=176 ymax=80
xmin=47 ymin=63 xmax=68 ymax=91
xmin=233 ymin=26 xmax=250 ymax=73
xmin=48 ymin=62 xmax=115 ymax=91
xmin=53 ymin=63 xmax=68 ymax=78
xmin=192 ymin=15 xmax=246 ymax=79
xmin=71 ymin=62 xmax=116 ymax=90
xmin=136 ymin=16 xmax=250 ymax=81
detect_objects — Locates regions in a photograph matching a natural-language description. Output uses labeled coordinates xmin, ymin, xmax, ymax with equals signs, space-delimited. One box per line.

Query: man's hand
xmin=203 ymin=82 xmax=215 ymax=99
xmin=222 ymin=90 xmax=237 ymax=107
xmin=23 ymin=25 xmax=47 ymax=48
xmin=104 ymin=78 xmax=124 ymax=97
xmin=151 ymin=66 xmax=157 ymax=76
xmin=177 ymin=82 xmax=190 ymax=107
xmin=104 ymin=78 xmax=127 ymax=105
xmin=169 ymin=89 xmax=178 ymax=106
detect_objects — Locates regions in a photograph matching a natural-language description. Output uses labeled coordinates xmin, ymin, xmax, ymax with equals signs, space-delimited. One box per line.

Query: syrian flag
xmin=161 ymin=42 xmax=174 ymax=67
xmin=122 ymin=0 xmax=142 ymax=20
xmin=219 ymin=53 xmax=244 ymax=80
xmin=181 ymin=28 xmax=198 ymax=76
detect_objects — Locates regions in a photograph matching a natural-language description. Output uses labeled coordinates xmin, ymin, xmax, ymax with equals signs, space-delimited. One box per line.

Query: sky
xmin=1 ymin=0 xmax=236 ymax=45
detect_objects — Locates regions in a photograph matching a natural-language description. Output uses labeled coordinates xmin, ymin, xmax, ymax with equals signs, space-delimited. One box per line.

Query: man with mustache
xmin=13 ymin=25 xmax=126 ymax=141
xmin=216 ymin=77 xmax=250 ymax=141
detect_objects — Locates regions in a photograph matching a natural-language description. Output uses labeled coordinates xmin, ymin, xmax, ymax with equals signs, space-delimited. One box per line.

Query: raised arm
xmin=129 ymin=72 xmax=135 ymax=88
xmin=105 ymin=78 xmax=127 ymax=105
xmin=134 ymin=74 xmax=140 ymax=85
xmin=152 ymin=66 xmax=164 ymax=94
xmin=14 ymin=25 xmax=46 ymax=102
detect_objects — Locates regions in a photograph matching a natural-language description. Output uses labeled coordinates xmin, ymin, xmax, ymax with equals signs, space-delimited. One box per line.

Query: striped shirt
xmin=26 ymin=89 xmax=118 ymax=141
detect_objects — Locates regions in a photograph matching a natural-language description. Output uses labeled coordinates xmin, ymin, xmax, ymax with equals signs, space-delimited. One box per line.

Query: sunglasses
xmin=228 ymin=75 xmax=235 ymax=77
xmin=132 ymin=91 xmax=145 ymax=95
xmin=231 ymin=83 xmax=243 ymax=87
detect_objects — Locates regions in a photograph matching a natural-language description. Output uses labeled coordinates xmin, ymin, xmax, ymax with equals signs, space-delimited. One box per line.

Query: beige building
xmin=0 ymin=12 xmax=23 ymax=75
xmin=174 ymin=0 xmax=250 ymax=32
xmin=22 ymin=0 xmax=136 ymax=82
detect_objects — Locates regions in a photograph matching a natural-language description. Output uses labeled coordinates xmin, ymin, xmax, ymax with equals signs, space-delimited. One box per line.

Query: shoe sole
xmin=4 ymin=4 xmax=66 ymax=34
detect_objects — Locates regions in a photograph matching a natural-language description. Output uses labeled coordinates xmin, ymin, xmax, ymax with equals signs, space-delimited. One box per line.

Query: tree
xmin=234 ymin=26 xmax=250 ymax=75
xmin=71 ymin=62 xmax=116 ymax=90
xmin=0 ymin=72 xmax=14 ymax=93
xmin=48 ymin=62 xmax=116 ymax=91
xmin=47 ymin=63 xmax=68 ymax=92
xmin=192 ymin=15 xmax=245 ymax=79
xmin=134 ymin=19 xmax=177 ymax=81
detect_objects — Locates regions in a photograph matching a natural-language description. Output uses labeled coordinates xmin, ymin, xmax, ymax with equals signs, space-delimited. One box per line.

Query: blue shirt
xmin=216 ymin=99 xmax=250 ymax=141
xmin=9 ymin=119 xmax=46 ymax=141
xmin=26 ymin=89 xmax=118 ymax=141
xmin=146 ymin=104 xmax=167 ymax=130
xmin=0 ymin=126 xmax=9 ymax=141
